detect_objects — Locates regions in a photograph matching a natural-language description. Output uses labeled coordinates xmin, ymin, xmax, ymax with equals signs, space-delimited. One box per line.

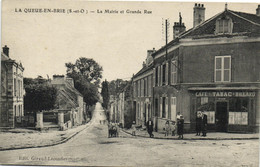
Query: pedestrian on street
xmin=177 ymin=115 xmax=184 ymax=139
xmin=201 ymin=111 xmax=208 ymax=137
xmin=195 ymin=111 xmax=202 ymax=136
xmin=131 ymin=121 xmax=136 ymax=136
xmin=164 ymin=121 xmax=171 ymax=136
xmin=171 ymin=121 xmax=176 ymax=136
xmin=146 ymin=118 xmax=154 ymax=138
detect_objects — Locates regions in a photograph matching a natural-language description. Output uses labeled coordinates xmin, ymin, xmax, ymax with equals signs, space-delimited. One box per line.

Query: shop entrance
xmin=216 ymin=102 xmax=228 ymax=132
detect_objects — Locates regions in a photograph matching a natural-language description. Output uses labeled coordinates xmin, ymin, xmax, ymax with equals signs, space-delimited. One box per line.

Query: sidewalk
xmin=122 ymin=128 xmax=259 ymax=140
xmin=0 ymin=123 xmax=89 ymax=151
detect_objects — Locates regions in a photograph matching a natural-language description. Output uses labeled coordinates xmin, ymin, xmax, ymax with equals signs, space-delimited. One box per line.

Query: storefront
xmin=189 ymin=87 xmax=258 ymax=133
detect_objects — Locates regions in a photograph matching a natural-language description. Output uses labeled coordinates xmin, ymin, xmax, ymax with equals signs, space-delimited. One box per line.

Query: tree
xmin=65 ymin=58 xmax=102 ymax=110
xmin=24 ymin=77 xmax=57 ymax=114
xmin=65 ymin=57 xmax=103 ymax=86
xmin=108 ymin=79 xmax=129 ymax=96
xmin=101 ymin=80 xmax=109 ymax=109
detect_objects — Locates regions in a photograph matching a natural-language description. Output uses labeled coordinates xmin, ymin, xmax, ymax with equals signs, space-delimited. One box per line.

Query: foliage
xmin=65 ymin=57 xmax=103 ymax=86
xmin=101 ymin=80 xmax=109 ymax=109
xmin=24 ymin=77 xmax=57 ymax=113
xmin=108 ymin=79 xmax=129 ymax=96
xmin=65 ymin=57 xmax=102 ymax=108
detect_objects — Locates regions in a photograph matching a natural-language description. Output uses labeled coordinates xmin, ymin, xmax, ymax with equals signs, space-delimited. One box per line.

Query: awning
xmin=188 ymin=87 xmax=259 ymax=91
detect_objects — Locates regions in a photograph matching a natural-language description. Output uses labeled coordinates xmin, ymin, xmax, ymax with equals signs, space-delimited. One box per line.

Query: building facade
xmin=51 ymin=75 xmax=86 ymax=125
xmin=133 ymin=4 xmax=260 ymax=133
xmin=132 ymin=49 xmax=155 ymax=127
xmin=1 ymin=45 xmax=25 ymax=127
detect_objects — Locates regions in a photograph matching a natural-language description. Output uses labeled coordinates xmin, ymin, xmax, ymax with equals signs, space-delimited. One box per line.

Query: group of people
xmin=195 ymin=111 xmax=208 ymax=137
xmin=130 ymin=111 xmax=207 ymax=139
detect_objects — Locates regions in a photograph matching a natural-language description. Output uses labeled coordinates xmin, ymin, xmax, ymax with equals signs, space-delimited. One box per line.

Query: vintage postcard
xmin=0 ymin=0 xmax=259 ymax=166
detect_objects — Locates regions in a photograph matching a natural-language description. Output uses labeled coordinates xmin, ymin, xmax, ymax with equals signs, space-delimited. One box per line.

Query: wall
xmin=181 ymin=42 xmax=260 ymax=83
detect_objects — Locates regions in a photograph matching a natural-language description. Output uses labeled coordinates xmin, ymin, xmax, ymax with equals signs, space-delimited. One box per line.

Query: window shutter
xmin=153 ymin=68 xmax=155 ymax=87
xmin=166 ymin=97 xmax=168 ymax=119
xmin=160 ymin=97 xmax=162 ymax=118
xmin=166 ymin=62 xmax=168 ymax=85
xmin=160 ymin=65 xmax=163 ymax=86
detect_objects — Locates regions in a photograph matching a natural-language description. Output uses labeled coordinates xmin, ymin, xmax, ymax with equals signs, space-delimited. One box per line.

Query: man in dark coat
xmin=177 ymin=115 xmax=184 ymax=139
xmin=146 ymin=118 xmax=154 ymax=138
xmin=201 ymin=111 xmax=208 ymax=137
xmin=196 ymin=111 xmax=202 ymax=136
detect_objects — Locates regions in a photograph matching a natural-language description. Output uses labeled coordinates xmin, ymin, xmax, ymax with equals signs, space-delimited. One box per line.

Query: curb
xmin=121 ymin=129 xmax=259 ymax=140
xmin=0 ymin=123 xmax=90 ymax=151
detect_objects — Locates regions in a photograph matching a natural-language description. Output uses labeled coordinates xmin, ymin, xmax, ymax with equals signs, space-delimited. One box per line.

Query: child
xmin=165 ymin=121 xmax=171 ymax=136
xmin=131 ymin=121 xmax=136 ymax=136
xmin=171 ymin=121 xmax=176 ymax=136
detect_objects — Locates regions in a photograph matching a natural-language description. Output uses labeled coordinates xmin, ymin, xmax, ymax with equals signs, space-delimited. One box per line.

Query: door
xmin=215 ymin=102 xmax=228 ymax=132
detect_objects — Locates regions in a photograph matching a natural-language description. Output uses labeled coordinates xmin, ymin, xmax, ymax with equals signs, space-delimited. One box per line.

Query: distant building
xmin=132 ymin=49 xmax=155 ymax=127
xmin=133 ymin=4 xmax=260 ymax=133
xmin=1 ymin=45 xmax=25 ymax=127
xmin=51 ymin=75 xmax=86 ymax=125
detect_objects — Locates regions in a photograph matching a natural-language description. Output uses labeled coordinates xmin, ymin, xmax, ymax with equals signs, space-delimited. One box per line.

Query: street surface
xmin=0 ymin=103 xmax=259 ymax=166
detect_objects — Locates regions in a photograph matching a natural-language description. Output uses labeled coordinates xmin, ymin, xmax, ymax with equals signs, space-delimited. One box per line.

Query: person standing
xmin=131 ymin=121 xmax=136 ymax=136
xmin=195 ymin=111 xmax=202 ymax=136
xmin=164 ymin=121 xmax=171 ymax=137
xmin=201 ymin=111 xmax=208 ymax=137
xmin=177 ymin=115 xmax=184 ymax=139
xmin=146 ymin=118 xmax=154 ymax=138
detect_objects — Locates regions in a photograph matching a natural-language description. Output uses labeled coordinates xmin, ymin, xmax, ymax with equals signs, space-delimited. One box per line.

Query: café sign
xmin=195 ymin=91 xmax=255 ymax=97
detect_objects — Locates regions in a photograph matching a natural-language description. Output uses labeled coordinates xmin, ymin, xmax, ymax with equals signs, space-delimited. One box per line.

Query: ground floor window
xmin=229 ymin=98 xmax=248 ymax=125
xmin=196 ymin=97 xmax=215 ymax=124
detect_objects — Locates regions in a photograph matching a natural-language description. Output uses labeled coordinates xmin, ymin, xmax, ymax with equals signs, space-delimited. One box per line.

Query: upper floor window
xmin=215 ymin=16 xmax=233 ymax=34
xmin=171 ymin=60 xmax=177 ymax=84
xmin=215 ymin=56 xmax=231 ymax=82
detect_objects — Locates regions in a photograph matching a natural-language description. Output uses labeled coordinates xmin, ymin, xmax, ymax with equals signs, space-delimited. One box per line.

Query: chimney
xmin=51 ymin=75 xmax=65 ymax=85
xmin=66 ymin=77 xmax=74 ymax=87
xmin=173 ymin=12 xmax=186 ymax=39
xmin=256 ymin=5 xmax=260 ymax=16
xmin=3 ymin=45 xmax=9 ymax=57
xmin=193 ymin=3 xmax=205 ymax=27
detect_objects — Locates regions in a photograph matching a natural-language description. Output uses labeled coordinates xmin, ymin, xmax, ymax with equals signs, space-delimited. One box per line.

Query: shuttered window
xmin=215 ymin=56 xmax=231 ymax=82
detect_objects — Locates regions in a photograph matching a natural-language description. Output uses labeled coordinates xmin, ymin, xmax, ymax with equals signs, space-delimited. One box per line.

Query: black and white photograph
xmin=0 ymin=0 xmax=259 ymax=166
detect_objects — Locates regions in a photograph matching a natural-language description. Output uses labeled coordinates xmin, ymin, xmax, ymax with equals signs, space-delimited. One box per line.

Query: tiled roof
xmin=153 ymin=9 xmax=260 ymax=56
xmin=133 ymin=64 xmax=154 ymax=79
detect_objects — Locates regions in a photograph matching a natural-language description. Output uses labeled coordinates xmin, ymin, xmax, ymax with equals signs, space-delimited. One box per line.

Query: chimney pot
xmin=256 ymin=4 xmax=260 ymax=16
xmin=198 ymin=4 xmax=200 ymax=7
xmin=202 ymin=4 xmax=204 ymax=7
xmin=3 ymin=45 xmax=9 ymax=57
xmin=195 ymin=3 xmax=197 ymax=7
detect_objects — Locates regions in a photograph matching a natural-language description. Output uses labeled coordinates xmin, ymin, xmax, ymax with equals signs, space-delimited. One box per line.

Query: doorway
xmin=215 ymin=102 xmax=228 ymax=132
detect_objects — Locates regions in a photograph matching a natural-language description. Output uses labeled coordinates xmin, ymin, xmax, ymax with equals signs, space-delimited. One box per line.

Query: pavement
xmin=0 ymin=123 xmax=90 ymax=151
xmin=122 ymin=128 xmax=260 ymax=140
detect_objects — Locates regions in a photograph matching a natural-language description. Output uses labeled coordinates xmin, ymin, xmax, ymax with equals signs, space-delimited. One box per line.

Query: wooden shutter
xmin=160 ymin=65 xmax=163 ymax=86
xmin=166 ymin=62 xmax=168 ymax=85
xmin=153 ymin=68 xmax=155 ymax=87
xmin=166 ymin=97 xmax=168 ymax=119
xmin=160 ymin=97 xmax=162 ymax=118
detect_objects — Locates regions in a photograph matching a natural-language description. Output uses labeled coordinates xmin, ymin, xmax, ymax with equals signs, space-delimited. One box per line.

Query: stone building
xmin=133 ymin=4 xmax=260 ymax=133
xmin=51 ymin=75 xmax=86 ymax=125
xmin=1 ymin=45 xmax=25 ymax=127
xmin=132 ymin=49 xmax=155 ymax=127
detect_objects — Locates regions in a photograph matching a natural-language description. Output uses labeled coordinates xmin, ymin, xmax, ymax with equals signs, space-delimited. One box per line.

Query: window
xmin=14 ymin=78 xmax=17 ymax=96
xmin=216 ymin=17 xmax=233 ymax=34
xmin=155 ymin=67 xmax=159 ymax=86
xmin=171 ymin=60 xmax=177 ymax=84
xmin=162 ymin=97 xmax=166 ymax=118
xmin=154 ymin=98 xmax=159 ymax=117
xmin=162 ymin=64 xmax=166 ymax=85
xmin=229 ymin=98 xmax=248 ymax=125
xmin=215 ymin=56 xmax=231 ymax=82
xmin=171 ymin=97 xmax=176 ymax=121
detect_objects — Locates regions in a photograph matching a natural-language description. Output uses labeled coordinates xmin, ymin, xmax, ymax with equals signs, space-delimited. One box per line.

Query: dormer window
xmin=215 ymin=16 xmax=233 ymax=34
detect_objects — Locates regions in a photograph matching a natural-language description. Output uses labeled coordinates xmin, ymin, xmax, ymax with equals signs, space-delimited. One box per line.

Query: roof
xmin=153 ymin=9 xmax=260 ymax=57
xmin=1 ymin=52 xmax=25 ymax=70
xmin=133 ymin=64 xmax=154 ymax=79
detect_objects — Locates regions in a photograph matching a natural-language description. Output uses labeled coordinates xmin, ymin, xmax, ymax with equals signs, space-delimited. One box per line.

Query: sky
xmin=1 ymin=0 xmax=259 ymax=82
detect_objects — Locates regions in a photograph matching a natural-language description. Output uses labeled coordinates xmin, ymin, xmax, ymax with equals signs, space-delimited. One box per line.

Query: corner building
xmin=150 ymin=4 xmax=260 ymax=133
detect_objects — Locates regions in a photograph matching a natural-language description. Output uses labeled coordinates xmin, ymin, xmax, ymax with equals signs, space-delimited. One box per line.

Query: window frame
xmin=215 ymin=55 xmax=231 ymax=82
xmin=171 ymin=60 xmax=178 ymax=85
